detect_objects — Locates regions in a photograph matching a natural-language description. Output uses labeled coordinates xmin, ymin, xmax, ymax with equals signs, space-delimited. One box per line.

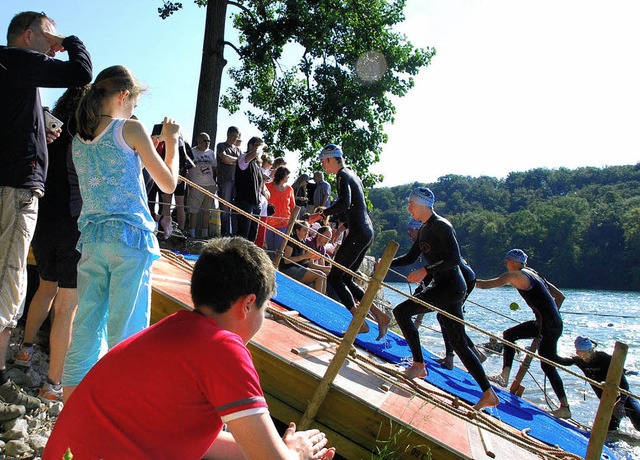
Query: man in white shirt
xmin=186 ymin=132 xmax=217 ymax=238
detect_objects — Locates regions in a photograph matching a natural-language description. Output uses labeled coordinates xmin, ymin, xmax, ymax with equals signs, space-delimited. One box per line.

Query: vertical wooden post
xmin=585 ymin=341 xmax=628 ymax=460
xmin=272 ymin=206 xmax=301 ymax=268
xmin=298 ymin=241 xmax=399 ymax=430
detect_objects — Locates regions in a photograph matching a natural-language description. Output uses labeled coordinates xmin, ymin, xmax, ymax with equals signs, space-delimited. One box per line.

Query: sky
xmin=2 ymin=0 xmax=639 ymax=186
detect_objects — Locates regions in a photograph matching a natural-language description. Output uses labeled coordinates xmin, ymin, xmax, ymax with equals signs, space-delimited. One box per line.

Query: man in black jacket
xmin=235 ymin=137 xmax=266 ymax=242
xmin=0 ymin=11 xmax=92 ymax=419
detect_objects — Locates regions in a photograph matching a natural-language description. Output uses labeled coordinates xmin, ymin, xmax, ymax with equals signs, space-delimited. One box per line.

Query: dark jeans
xmin=235 ymin=200 xmax=261 ymax=242
xmin=218 ymin=180 xmax=235 ymax=236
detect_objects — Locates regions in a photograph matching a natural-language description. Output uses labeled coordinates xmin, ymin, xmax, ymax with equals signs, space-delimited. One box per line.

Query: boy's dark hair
xmin=191 ymin=237 xmax=276 ymax=313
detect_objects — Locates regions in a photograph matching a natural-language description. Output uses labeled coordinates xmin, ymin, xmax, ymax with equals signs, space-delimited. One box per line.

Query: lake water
xmin=383 ymin=282 xmax=640 ymax=460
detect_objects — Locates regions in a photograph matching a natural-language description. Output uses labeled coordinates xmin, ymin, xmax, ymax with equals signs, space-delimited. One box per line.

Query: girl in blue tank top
xmin=62 ymin=65 xmax=180 ymax=399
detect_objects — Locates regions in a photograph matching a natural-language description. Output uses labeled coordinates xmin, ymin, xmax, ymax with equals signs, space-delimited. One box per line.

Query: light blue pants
xmin=63 ymin=242 xmax=154 ymax=386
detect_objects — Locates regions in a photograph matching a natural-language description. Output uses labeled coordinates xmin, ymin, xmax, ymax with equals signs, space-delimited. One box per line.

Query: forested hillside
xmin=368 ymin=164 xmax=640 ymax=291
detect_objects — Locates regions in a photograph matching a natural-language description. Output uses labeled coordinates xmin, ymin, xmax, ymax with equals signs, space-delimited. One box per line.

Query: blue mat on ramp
xmin=272 ymin=271 xmax=616 ymax=460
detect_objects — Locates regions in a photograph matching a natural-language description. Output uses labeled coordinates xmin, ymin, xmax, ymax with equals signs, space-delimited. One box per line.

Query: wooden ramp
xmin=150 ymin=255 xmax=571 ymax=460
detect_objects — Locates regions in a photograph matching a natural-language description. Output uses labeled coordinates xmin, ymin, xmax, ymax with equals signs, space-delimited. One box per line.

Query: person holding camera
xmin=0 ymin=11 xmax=92 ymax=418
xmin=62 ymin=65 xmax=179 ymax=401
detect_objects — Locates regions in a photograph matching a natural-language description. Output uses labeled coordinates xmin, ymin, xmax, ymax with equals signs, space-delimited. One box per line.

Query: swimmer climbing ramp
xmin=151 ymin=252 xmax=615 ymax=460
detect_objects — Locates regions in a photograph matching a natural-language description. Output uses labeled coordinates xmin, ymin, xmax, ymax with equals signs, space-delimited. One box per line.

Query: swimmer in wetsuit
xmin=557 ymin=336 xmax=640 ymax=431
xmin=391 ymin=187 xmax=499 ymax=410
xmin=435 ymin=260 xmax=487 ymax=369
xmin=309 ymin=144 xmax=390 ymax=339
xmin=406 ymin=219 xmax=486 ymax=369
xmin=476 ymin=248 xmax=571 ymax=419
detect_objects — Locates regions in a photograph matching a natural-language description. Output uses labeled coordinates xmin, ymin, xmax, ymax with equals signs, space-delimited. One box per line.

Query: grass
xmin=370 ymin=420 xmax=431 ymax=460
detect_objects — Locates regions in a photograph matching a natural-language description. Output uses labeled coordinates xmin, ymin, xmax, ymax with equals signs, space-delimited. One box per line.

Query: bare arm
xmin=217 ymin=144 xmax=239 ymax=165
xmin=124 ymin=117 xmax=179 ymax=193
xmin=546 ymin=281 xmax=565 ymax=309
xmin=283 ymin=244 xmax=311 ymax=266
xmin=203 ymin=431 xmax=244 ymax=460
xmin=215 ymin=414 xmax=333 ymax=460
xmin=476 ymin=271 xmax=529 ymax=290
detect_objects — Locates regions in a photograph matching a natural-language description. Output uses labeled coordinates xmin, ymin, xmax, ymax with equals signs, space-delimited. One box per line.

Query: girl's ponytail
xmin=74 ymin=65 xmax=145 ymax=141
xmin=75 ymin=85 xmax=103 ymax=141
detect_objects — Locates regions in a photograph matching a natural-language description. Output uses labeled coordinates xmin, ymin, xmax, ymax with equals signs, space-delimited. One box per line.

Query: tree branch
xmin=223 ymin=40 xmax=242 ymax=57
xmin=228 ymin=0 xmax=254 ymax=19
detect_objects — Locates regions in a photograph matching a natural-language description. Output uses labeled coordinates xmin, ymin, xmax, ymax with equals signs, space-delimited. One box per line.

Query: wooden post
xmin=509 ymin=337 xmax=539 ymax=396
xmin=272 ymin=206 xmax=301 ymax=268
xmin=298 ymin=241 xmax=399 ymax=430
xmin=585 ymin=341 xmax=628 ymax=460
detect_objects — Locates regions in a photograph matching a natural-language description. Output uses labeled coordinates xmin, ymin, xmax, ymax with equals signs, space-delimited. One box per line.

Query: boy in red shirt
xmin=44 ymin=237 xmax=335 ymax=460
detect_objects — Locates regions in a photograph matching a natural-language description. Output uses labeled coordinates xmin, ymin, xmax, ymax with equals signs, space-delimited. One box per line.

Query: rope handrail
xmin=154 ymin=251 xmax=582 ymax=460
xmin=174 ymin=176 xmax=640 ymax=403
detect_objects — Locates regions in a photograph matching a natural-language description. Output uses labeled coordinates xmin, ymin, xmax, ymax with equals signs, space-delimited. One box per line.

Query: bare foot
xmin=435 ymin=354 xmax=454 ymax=370
xmin=473 ymin=387 xmax=500 ymax=411
xmin=403 ymin=362 xmax=428 ymax=379
xmin=375 ymin=312 xmax=391 ymax=340
xmin=349 ymin=305 xmax=370 ymax=334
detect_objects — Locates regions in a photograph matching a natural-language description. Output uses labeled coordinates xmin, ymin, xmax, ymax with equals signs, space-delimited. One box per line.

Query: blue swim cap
xmin=319 ymin=144 xmax=343 ymax=160
xmin=409 ymin=187 xmax=435 ymax=208
xmin=505 ymin=248 xmax=528 ymax=264
xmin=575 ymin=336 xmax=595 ymax=351
xmin=407 ymin=218 xmax=423 ymax=230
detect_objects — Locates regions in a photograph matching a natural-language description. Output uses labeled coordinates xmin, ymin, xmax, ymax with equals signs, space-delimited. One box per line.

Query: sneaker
xmin=488 ymin=374 xmax=507 ymax=387
xmin=0 ymin=402 xmax=25 ymax=422
xmin=435 ymin=354 xmax=454 ymax=370
xmin=13 ymin=346 xmax=34 ymax=368
xmin=550 ymin=405 xmax=571 ymax=419
xmin=473 ymin=345 xmax=487 ymax=363
xmin=38 ymin=382 xmax=63 ymax=403
xmin=0 ymin=380 xmax=41 ymax=411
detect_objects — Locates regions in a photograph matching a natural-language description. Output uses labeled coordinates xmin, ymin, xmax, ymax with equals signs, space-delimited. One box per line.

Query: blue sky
xmin=3 ymin=1 xmax=639 ymax=186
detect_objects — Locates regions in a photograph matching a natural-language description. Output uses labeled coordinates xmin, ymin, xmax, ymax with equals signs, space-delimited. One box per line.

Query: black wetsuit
xmin=391 ymin=213 xmax=490 ymax=391
xmin=504 ymin=268 xmax=566 ymax=401
xmin=441 ymin=261 xmax=478 ymax=356
xmin=557 ymin=352 xmax=640 ymax=431
xmin=417 ymin=260 xmax=478 ymax=357
xmin=322 ymin=167 xmax=373 ymax=310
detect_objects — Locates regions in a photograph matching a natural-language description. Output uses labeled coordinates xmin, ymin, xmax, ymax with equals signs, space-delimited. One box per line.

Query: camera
xmin=44 ymin=110 xmax=63 ymax=131
xmin=151 ymin=123 xmax=163 ymax=137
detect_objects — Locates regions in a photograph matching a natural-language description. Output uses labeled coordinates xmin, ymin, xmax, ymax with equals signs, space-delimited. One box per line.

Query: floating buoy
xmin=510 ymin=302 xmax=520 ymax=311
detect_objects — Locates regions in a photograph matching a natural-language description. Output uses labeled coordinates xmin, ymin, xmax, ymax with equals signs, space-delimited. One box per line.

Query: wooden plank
xmin=586 ymin=341 xmax=628 ymax=460
xmin=299 ymin=241 xmax=398 ymax=430
xmin=150 ymin=255 xmax=549 ymax=460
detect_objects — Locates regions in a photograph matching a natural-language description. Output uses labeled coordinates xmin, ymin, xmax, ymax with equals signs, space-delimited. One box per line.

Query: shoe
xmin=0 ymin=402 xmax=25 ymax=422
xmin=38 ymin=382 xmax=63 ymax=403
xmin=0 ymin=380 xmax=41 ymax=411
xmin=473 ymin=345 xmax=487 ymax=363
xmin=550 ymin=405 xmax=571 ymax=419
xmin=435 ymin=354 xmax=454 ymax=370
xmin=488 ymin=374 xmax=507 ymax=387
xmin=13 ymin=346 xmax=34 ymax=368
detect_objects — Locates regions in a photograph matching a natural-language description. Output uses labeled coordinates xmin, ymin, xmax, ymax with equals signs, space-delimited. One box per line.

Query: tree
xmin=159 ymin=0 xmax=231 ymax=145
xmin=158 ymin=0 xmax=433 ymax=186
